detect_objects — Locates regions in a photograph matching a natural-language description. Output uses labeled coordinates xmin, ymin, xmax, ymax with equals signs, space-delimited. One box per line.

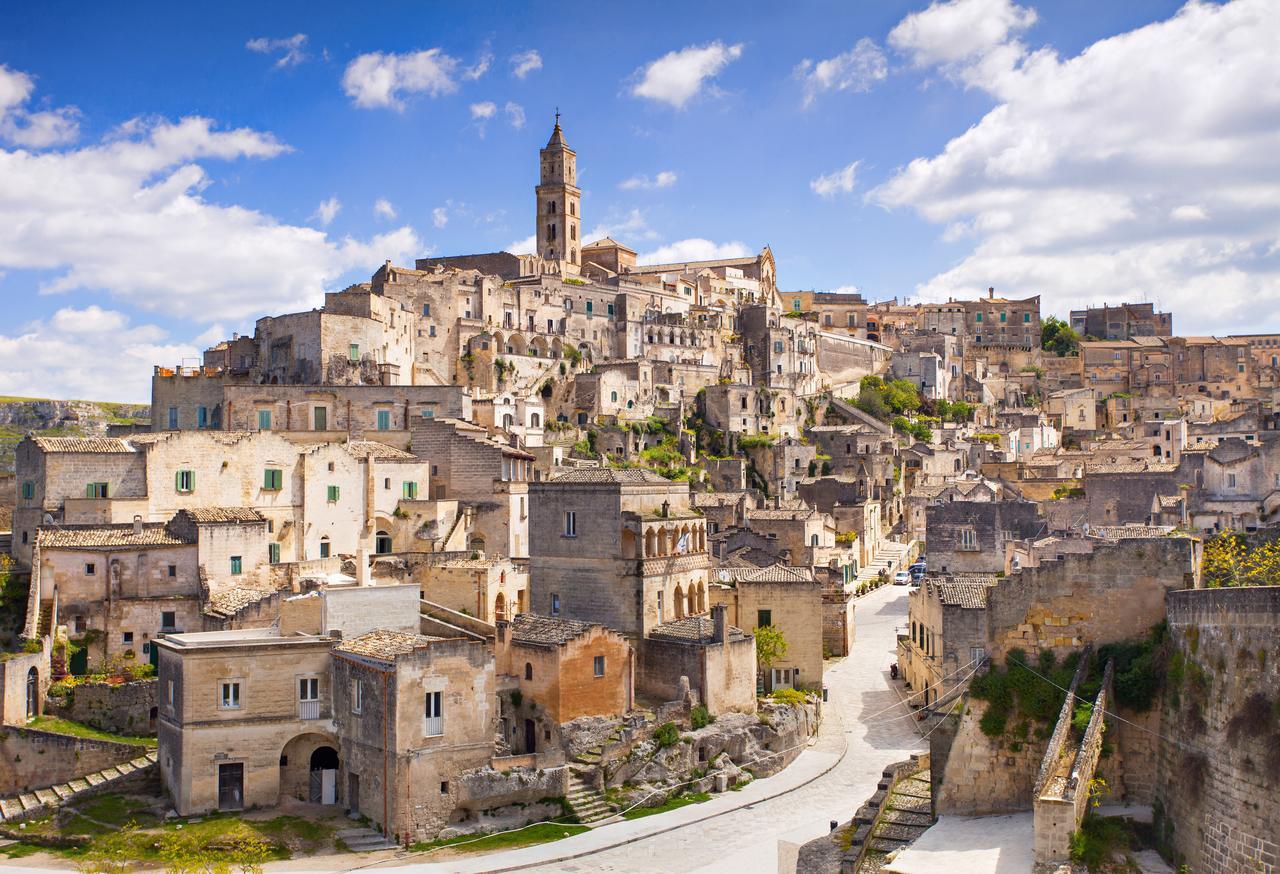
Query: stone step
xmin=18 ymin=794 xmax=39 ymax=811
xmin=85 ymin=772 xmax=106 ymax=787
xmin=33 ymin=789 xmax=58 ymax=806
xmin=867 ymin=837 xmax=911 ymax=853
xmin=67 ymin=779 xmax=90 ymax=793
xmin=0 ymin=799 xmax=21 ymax=820
xmin=116 ymin=762 xmax=136 ymax=775
xmin=51 ymin=784 xmax=75 ymax=800
xmin=99 ymin=767 xmax=122 ymax=780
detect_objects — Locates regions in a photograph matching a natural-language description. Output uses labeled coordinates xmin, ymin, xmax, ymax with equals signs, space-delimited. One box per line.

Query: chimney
xmin=773 ymin=494 xmax=782 ymax=509
xmin=356 ymin=547 xmax=370 ymax=587
xmin=132 ymin=515 xmax=143 ymax=536
xmin=988 ymin=287 xmax=995 ymax=299
xmin=712 ymin=604 xmax=728 ymax=644
xmin=661 ymin=500 xmax=670 ymax=518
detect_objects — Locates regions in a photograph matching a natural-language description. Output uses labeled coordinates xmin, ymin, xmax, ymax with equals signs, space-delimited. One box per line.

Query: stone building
xmin=527 ymin=468 xmax=710 ymax=639
xmin=964 ymin=289 xmax=1041 ymax=349
xmin=783 ymin=290 xmax=868 ymax=336
xmin=710 ymin=564 xmax=823 ymax=692
xmin=925 ymin=498 xmax=1043 ymax=575
xmin=898 ymin=574 xmax=998 ymax=707
xmin=1069 ymin=302 xmax=1172 ymax=340
xmin=495 ymin=614 xmax=633 ymax=734
xmin=637 ymin=606 xmax=756 ymax=715
xmin=414 ymin=555 xmax=528 ymax=624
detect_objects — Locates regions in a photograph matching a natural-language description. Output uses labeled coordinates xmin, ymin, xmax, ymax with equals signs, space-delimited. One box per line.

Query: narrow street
xmin=378 ymin=582 xmax=922 ymax=874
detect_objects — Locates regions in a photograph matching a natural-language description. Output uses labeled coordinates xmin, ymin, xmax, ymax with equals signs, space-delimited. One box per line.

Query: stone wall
xmin=1155 ymin=586 xmax=1280 ymax=874
xmin=933 ymin=697 xmax=1049 ymax=815
xmin=0 ymin=727 xmax=146 ymax=794
xmin=48 ymin=680 xmax=157 ymax=736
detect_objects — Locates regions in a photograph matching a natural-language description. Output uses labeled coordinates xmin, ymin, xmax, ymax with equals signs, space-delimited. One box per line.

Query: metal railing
xmin=298 ymin=699 xmax=321 ymax=720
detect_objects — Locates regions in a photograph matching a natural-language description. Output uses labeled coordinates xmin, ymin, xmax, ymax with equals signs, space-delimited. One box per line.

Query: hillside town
xmin=0 ymin=118 xmax=1276 ymax=874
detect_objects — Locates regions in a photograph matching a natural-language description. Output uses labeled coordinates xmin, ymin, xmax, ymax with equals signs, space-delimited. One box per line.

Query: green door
xmin=69 ymin=646 xmax=88 ymax=676
xmin=149 ymin=641 xmax=160 ymax=668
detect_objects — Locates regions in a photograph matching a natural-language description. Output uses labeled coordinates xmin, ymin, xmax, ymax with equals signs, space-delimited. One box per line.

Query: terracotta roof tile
xmin=30 ymin=436 xmax=134 ymax=453
xmin=180 ymin=507 xmax=266 ymax=524
xmin=203 ymin=586 xmax=277 ymax=618
xmin=344 ymin=441 xmax=417 ymax=460
xmin=335 ymin=629 xmax=440 ymax=662
xmin=37 ymin=523 xmax=193 ymax=550
xmin=552 ymin=468 xmax=673 ymax=485
xmin=509 ymin=614 xmax=601 ymax=646
xmin=648 ymin=615 xmax=748 ymax=644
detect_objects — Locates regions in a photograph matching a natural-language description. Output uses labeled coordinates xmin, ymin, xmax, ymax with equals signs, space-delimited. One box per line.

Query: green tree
xmin=1041 ymin=315 xmax=1081 ymax=357
xmin=754 ymin=624 xmax=788 ymax=674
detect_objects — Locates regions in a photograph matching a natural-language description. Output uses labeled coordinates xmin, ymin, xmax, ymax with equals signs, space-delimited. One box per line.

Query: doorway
xmin=309 ymin=746 xmax=339 ymax=804
xmin=524 ymin=718 xmax=536 ymax=754
xmin=347 ymin=773 xmax=360 ymax=815
xmin=217 ymin=762 xmax=244 ymax=811
xmin=25 ymin=667 xmax=38 ymax=719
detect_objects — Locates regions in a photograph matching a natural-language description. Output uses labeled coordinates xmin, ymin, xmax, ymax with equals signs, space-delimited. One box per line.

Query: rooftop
xmin=37 ymin=523 xmax=193 ymax=550
xmin=932 ymin=575 xmax=1000 ymax=609
xmin=550 ymin=467 xmax=673 ymax=485
xmin=30 ymin=436 xmax=134 ymax=454
xmin=344 ymin=440 xmax=417 ymax=460
xmin=179 ymin=507 xmax=266 ymax=525
xmin=508 ymin=613 xmax=601 ymax=646
xmin=335 ymin=629 xmax=441 ymax=662
xmin=648 ymin=614 xmax=748 ymax=644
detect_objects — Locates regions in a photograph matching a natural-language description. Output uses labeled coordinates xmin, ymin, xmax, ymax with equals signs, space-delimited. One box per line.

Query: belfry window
xmin=548 ymin=202 xmax=556 ymax=214
xmin=548 ymin=223 xmax=557 ymax=241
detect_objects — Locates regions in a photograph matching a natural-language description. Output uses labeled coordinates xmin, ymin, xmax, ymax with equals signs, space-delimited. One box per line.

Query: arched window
xmin=569 ymin=202 xmax=576 ymax=216
xmin=531 ymin=413 xmax=541 ymax=427
xmin=611 ymin=391 xmax=618 ymax=402
xmin=524 ymin=663 xmax=533 ymax=681
xmin=319 ymin=536 xmax=330 ymax=559
xmin=548 ymin=223 xmax=557 ymax=241
xmin=548 ymin=202 xmax=556 ymax=214
xmin=375 ymin=530 xmax=392 ymax=554
xmin=811 ymin=534 xmax=819 ymax=547
xmin=570 ymin=224 xmax=576 ymax=241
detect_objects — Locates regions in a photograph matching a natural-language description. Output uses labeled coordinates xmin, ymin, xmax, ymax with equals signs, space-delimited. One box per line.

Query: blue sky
xmin=1 ymin=0 xmax=1276 ymax=401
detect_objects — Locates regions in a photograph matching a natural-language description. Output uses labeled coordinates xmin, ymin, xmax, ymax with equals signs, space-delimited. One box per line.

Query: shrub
xmin=654 ymin=722 xmax=679 ymax=748
xmin=690 ymin=705 xmax=714 ymax=730
xmin=770 ymin=688 xmax=808 ymax=706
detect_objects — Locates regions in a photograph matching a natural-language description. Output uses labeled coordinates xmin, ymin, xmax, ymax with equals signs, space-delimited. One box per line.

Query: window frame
xmin=220 ymin=681 xmax=242 ymax=710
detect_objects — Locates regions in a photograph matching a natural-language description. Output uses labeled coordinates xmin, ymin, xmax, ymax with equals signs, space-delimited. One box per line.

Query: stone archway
xmin=280 ymin=732 xmax=340 ymax=805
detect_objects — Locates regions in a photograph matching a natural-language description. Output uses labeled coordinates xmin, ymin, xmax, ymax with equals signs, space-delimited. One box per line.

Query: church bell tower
xmin=536 ymin=112 xmax=581 ymax=271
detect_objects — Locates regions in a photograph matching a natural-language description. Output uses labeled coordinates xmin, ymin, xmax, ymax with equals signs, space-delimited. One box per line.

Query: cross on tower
xmin=555 ymin=107 xmax=560 ymax=125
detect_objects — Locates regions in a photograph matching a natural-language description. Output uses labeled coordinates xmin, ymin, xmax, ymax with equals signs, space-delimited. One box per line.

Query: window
xmin=168 ymin=406 xmax=178 ymax=429
xmin=197 ymin=406 xmax=208 ymax=429
xmin=348 ymin=343 xmax=360 ymax=362
xmin=757 ymin=609 xmax=772 ymax=628
xmin=230 ymin=556 xmax=242 ymax=575
xmin=1228 ymin=473 xmax=1237 ymax=488
xmin=440 ymin=782 xmax=449 ymax=794
xmin=86 ymin=482 xmax=108 ymax=499
xmin=402 ymin=481 xmax=418 ymax=499
xmin=161 ymin=611 xmax=176 ymax=631
xmin=428 ymin=325 xmax=436 ymax=337
xmin=313 ymin=407 xmax=327 ymax=430
xmin=551 ymin=593 xmax=561 ymax=616
xmin=607 ymin=303 xmax=615 ymax=316
xmin=422 ymin=303 xmax=431 ymax=316
xmin=425 ymin=691 xmax=443 ymax=736
xmin=593 ymin=655 xmax=605 ymax=677
xmin=586 ymin=300 xmax=593 ymax=314
xmin=176 ymin=469 xmax=194 ymax=493
xmin=1000 ymin=312 xmax=1007 ymax=322
xmin=960 ymin=529 xmax=978 ymax=551
xmin=168 ymin=564 xmax=177 ymax=577
xmin=258 ymin=409 xmax=272 ymax=430
xmin=975 ymin=313 xmax=983 ymax=322
xmin=376 ymin=530 xmax=392 ymax=554
xmin=21 ymin=481 xmax=33 ymax=500
xmin=123 ymin=631 xmax=133 ymax=644
xmin=268 ymin=543 xmax=280 ymax=564
xmin=327 ymin=485 xmax=340 ymax=502
xmin=563 ymin=511 xmax=577 ymax=537
xmin=384 ymin=478 xmax=391 ymax=489
xmin=773 ymin=341 xmax=783 ymax=354
xmin=1024 ymin=313 xmax=1031 ymax=323
xmin=611 ymin=391 xmax=618 ymax=403
xmin=262 ymin=468 xmax=283 ymax=490
xmin=319 ymin=538 xmax=330 ymax=559
xmin=377 ymin=410 xmax=391 ymax=431
xmin=85 ymin=562 xmax=96 ymax=575
xmin=220 ymin=682 xmax=241 ymax=710
xmin=350 ymin=679 xmax=363 ymax=714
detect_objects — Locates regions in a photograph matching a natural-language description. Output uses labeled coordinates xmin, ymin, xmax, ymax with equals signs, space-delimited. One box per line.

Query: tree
xmin=1041 ymin=316 xmax=1080 ymax=357
xmin=755 ymin=624 xmax=788 ymax=674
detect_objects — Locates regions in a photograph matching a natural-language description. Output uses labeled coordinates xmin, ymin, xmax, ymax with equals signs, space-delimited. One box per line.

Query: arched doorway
xmin=495 ymin=592 xmax=507 ymax=623
xmin=375 ymin=530 xmax=392 ymax=554
xmin=25 ymin=667 xmax=38 ymax=719
xmin=524 ymin=718 xmax=536 ymax=754
xmin=309 ymin=746 xmax=339 ymax=805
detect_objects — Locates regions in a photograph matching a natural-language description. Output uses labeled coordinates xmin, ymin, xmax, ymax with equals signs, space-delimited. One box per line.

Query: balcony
xmin=425 ymin=715 xmax=443 ymax=737
xmin=298 ymin=699 xmax=321 ymax=720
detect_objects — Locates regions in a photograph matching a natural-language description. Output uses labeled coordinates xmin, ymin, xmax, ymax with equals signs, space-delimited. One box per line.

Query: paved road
xmin=376 ymin=582 xmax=923 ymax=874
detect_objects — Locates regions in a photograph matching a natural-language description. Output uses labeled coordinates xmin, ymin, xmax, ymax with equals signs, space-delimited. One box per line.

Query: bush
xmin=654 ymin=722 xmax=679 ymax=748
xmin=770 ymin=688 xmax=808 ymax=706
xmin=690 ymin=705 xmax=714 ymax=730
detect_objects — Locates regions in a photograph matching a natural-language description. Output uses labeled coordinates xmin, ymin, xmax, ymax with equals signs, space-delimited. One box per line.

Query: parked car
xmin=909 ymin=562 xmax=927 ymax=581
xmin=894 ymin=571 xmax=912 ymax=585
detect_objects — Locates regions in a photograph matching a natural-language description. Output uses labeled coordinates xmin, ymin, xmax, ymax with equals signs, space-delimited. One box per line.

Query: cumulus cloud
xmin=246 ymin=33 xmax=309 ymax=68
xmin=587 ymin=209 xmax=661 ymax=244
xmin=463 ymin=49 xmax=492 ymax=81
xmin=0 ymin=308 xmax=197 ymax=402
xmin=433 ymin=206 xmax=448 ymax=228
xmin=0 ymin=64 xmax=79 ymax=148
xmin=888 ymin=0 xmax=1037 ymax=72
xmin=312 ymin=196 xmax=340 ymax=226
xmin=873 ymin=0 xmax=1280 ymax=333
xmin=631 ymin=41 xmax=744 ymax=109
xmin=796 ymin=39 xmax=888 ymax=107
xmin=373 ymin=197 xmax=397 ymax=220
xmin=504 ymin=101 xmax=526 ymax=129
xmin=0 ymin=75 xmax=420 ymax=327
xmin=470 ymin=101 xmax=496 ymax=120
xmin=811 ymin=161 xmax=860 ymax=198
xmin=639 ymin=238 xmax=751 ymax=264
xmin=505 ymin=234 xmax=536 ymax=255
xmin=510 ymin=50 xmax=543 ymax=79
xmin=342 ymin=49 xmax=460 ymax=110
xmin=620 ymin=170 xmax=678 ymax=190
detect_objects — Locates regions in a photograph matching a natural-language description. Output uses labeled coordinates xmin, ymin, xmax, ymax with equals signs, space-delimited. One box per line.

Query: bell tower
xmin=536 ymin=111 xmax=581 ymax=271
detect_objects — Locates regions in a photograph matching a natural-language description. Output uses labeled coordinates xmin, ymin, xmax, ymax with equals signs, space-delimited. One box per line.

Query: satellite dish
xmin=42 ymin=514 xmax=55 ymax=526
xmin=717 ymin=569 xmax=731 ymax=583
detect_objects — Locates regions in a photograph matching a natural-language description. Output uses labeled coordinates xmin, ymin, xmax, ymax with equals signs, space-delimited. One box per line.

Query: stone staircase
xmin=858 ymin=768 xmax=933 ymax=868
xmin=336 ymin=826 xmax=400 ymax=853
xmin=571 ymin=725 xmax=626 ymax=768
xmin=566 ymin=768 xmax=616 ymax=825
xmin=0 ymin=750 xmax=157 ymax=823
xmin=855 ymin=540 xmax=914 ymax=587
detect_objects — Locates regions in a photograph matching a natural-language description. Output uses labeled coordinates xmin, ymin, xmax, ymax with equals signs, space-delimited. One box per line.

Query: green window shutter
xmin=86 ymin=483 xmax=95 ymax=498
xmin=263 ymin=469 xmax=272 ymax=490
xmin=328 ymin=485 xmax=340 ymax=502
xmin=189 ymin=471 xmax=195 ymax=492
xmin=22 ymin=481 xmax=33 ymax=500
xmin=268 ymin=543 xmax=280 ymax=564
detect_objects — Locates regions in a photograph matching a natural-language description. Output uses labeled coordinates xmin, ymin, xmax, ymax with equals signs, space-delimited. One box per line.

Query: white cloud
xmin=246 ymin=33 xmax=309 ymax=68
xmin=620 ymin=170 xmax=678 ymax=190
xmin=504 ymin=101 xmax=526 ymax=129
xmin=506 ymin=234 xmax=536 ymax=255
xmin=0 ymin=309 xmax=196 ymax=402
xmin=0 ymin=64 xmax=79 ymax=148
xmin=510 ymin=50 xmax=543 ymax=79
xmin=342 ymin=49 xmax=460 ymax=110
xmin=433 ymin=206 xmax=448 ymax=228
xmin=587 ymin=209 xmax=661 ymax=244
xmin=888 ymin=0 xmax=1037 ymax=72
xmin=470 ymin=101 xmax=496 ymax=120
xmin=811 ymin=161 xmax=860 ymax=198
xmin=373 ymin=197 xmax=397 ymax=220
xmin=0 ymin=76 xmax=420 ymax=326
xmin=796 ymin=39 xmax=888 ymax=107
xmin=873 ymin=0 xmax=1280 ymax=333
xmin=639 ymin=238 xmax=751 ymax=265
xmin=631 ymin=41 xmax=744 ymax=109
xmin=312 ymin=196 xmax=340 ymax=226
xmin=463 ymin=50 xmax=492 ymax=81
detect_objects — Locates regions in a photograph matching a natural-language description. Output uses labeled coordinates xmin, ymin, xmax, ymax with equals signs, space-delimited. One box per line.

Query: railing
xmin=425 ymin=715 xmax=443 ymax=737
xmin=298 ymin=699 xmax=320 ymax=720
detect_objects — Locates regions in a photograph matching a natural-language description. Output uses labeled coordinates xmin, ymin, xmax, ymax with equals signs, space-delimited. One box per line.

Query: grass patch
xmin=409 ymin=822 xmax=589 ymax=854
xmin=28 ymin=715 xmax=156 ymax=747
xmin=0 ymin=842 xmax=41 ymax=858
xmin=621 ymin=791 xmax=711 ymax=820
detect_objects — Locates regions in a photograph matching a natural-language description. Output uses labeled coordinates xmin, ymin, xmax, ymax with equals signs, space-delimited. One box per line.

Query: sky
xmin=0 ymin=0 xmax=1277 ymax=403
